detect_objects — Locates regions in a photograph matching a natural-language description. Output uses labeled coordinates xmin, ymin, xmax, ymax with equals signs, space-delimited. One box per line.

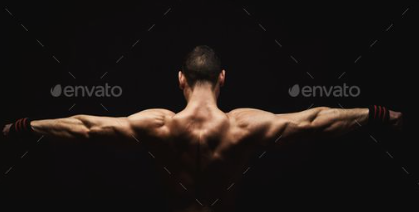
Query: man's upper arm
xmin=228 ymin=108 xmax=329 ymax=145
xmin=78 ymin=109 xmax=174 ymax=140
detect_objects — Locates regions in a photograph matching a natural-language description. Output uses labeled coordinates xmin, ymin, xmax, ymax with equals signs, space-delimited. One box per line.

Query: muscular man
xmin=3 ymin=45 xmax=403 ymax=211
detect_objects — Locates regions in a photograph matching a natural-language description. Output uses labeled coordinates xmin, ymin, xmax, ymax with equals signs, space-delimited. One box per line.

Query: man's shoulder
xmin=227 ymin=108 xmax=275 ymax=120
xmin=130 ymin=108 xmax=175 ymax=118
xmin=224 ymin=108 xmax=281 ymax=145
xmin=128 ymin=109 xmax=175 ymax=132
xmin=227 ymin=108 xmax=277 ymax=131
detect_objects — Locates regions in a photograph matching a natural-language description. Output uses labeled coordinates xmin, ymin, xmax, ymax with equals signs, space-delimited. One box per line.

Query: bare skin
xmin=3 ymin=70 xmax=403 ymax=212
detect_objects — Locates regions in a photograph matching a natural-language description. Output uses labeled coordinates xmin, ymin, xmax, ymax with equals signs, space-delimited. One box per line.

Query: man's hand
xmin=389 ymin=110 xmax=403 ymax=131
xmin=2 ymin=124 xmax=12 ymax=136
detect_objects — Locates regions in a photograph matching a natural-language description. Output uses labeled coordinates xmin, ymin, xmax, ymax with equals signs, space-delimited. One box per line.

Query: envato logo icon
xmin=289 ymin=84 xmax=360 ymax=97
xmin=51 ymin=84 xmax=123 ymax=97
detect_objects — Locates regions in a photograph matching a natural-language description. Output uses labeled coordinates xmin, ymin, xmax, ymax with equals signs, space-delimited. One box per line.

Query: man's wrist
xmin=368 ymin=105 xmax=390 ymax=127
xmin=8 ymin=117 xmax=34 ymax=138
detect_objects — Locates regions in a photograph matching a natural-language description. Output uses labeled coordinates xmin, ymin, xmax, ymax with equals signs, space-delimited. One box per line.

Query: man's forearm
xmin=278 ymin=107 xmax=370 ymax=140
xmin=313 ymin=107 xmax=369 ymax=137
xmin=31 ymin=116 xmax=91 ymax=139
xmin=309 ymin=105 xmax=401 ymax=138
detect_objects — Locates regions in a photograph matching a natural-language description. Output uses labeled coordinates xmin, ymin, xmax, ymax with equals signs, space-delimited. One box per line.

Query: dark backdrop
xmin=1 ymin=0 xmax=418 ymax=210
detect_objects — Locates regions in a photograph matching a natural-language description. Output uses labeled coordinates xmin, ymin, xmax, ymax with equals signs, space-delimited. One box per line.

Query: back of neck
xmin=185 ymin=85 xmax=219 ymax=115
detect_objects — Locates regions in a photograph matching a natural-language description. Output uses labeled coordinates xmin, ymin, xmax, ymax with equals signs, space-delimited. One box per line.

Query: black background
xmin=1 ymin=0 xmax=418 ymax=210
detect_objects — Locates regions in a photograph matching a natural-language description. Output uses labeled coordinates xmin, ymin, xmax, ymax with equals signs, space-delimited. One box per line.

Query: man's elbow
xmin=313 ymin=107 xmax=332 ymax=113
xmin=303 ymin=107 xmax=336 ymax=131
xmin=77 ymin=127 xmax=91 ymax=139
xmin=311 ymin=107 xmax=343 ymax=135
xmin=70 ymin=115 xmax=95 ymax=139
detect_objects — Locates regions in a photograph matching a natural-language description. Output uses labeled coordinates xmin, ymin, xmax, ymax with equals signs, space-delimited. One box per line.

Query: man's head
xmin=179 ymin=45 xmax=225 ymax=99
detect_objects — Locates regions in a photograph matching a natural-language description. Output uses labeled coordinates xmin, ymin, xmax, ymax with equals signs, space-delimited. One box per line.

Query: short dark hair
xmin=182 ymin=45 xmax=222 ymax=87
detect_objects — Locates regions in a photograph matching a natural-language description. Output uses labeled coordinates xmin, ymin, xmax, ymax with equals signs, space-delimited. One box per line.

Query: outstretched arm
xmin=274 ymin=106 xmax=402 ymax=141
xmin=31 ymin=115 xmax=133 ymax=140
xmin=2 ymin=109 xmax=174 ymax=141
xmin=230 ymin=106 xmax=402 ymax=145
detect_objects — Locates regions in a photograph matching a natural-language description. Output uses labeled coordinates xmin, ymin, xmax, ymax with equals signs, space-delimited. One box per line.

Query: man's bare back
xmin=100 ymin=105 xmax=397 ymax=212
xmin=9 ymin=105 xmax=397 ymax=212
xmin=136 ymin=107 xmax=279 ymax=212
xmin=2 ymin=45 xmax=403 ymax=212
